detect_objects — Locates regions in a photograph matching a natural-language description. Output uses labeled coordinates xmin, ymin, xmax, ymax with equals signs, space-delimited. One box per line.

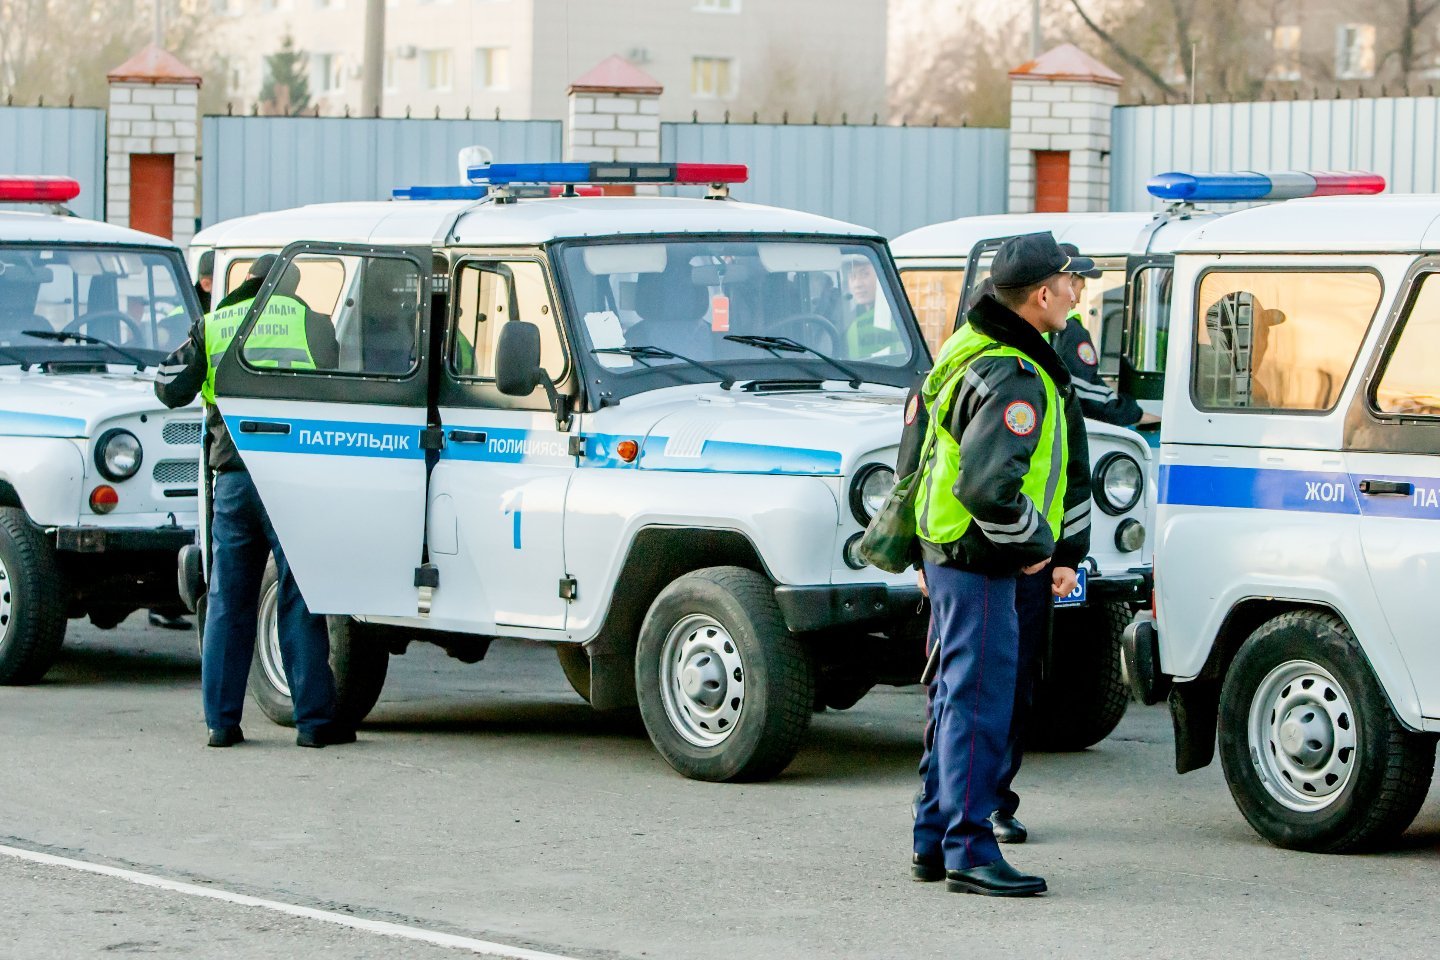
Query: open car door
xmin=213 ymin=241 xmax=436 ymax=617
xmin=955 ymin=237 xmax=1010 ymax=335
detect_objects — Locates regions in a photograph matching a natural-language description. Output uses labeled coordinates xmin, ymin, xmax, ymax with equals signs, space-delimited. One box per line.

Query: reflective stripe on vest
xmin=201 ymin=295 xmax=314 ymax=403
xmin=915 ymin=323 xmax=1068 ymax=548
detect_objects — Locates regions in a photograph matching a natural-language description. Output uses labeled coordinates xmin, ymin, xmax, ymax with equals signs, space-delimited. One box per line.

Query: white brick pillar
xmin=105 ymin=45 xmax=202 ymax=245
xmin=566 ymin=56 xmax=663 ymax=192
xmin=1007 ymin=44 xmax=1121 ymax=214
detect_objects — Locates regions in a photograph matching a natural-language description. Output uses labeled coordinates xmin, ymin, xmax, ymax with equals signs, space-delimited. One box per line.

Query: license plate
xmin=1055 ymin=567 xmax=1087 ymax=607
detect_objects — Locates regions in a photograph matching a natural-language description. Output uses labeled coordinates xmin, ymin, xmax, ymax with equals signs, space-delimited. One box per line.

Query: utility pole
xmin=1031 ymin=0 xmax=1042 ymax=57
xmin=360 ymin=0 xmax=385 ymax=117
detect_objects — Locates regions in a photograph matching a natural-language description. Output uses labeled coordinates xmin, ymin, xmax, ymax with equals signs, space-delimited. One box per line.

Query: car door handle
xmin=238 ymin=420 xmax=291 ymax=435
xmin=1358 ymin=479 xmax=1413 ymax=496
xmin=448 ymin=430 xmax=488 ymax=444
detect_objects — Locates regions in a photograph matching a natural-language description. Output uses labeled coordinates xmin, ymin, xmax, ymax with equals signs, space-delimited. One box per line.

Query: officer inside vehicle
xmin=841 ymin=254 xmax=897 ymax=357
xmin=154 ymin=254 xmax=351 ymax=749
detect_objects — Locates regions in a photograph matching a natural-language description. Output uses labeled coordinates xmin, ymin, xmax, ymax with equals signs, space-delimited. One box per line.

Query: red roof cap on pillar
xmin=107 ymin=44 xmax=203 ymax=86
xmin=568 ymin=55 xmax=664 ymax=96
xmin=1009 ymin=43 xmax=1122 ymax=86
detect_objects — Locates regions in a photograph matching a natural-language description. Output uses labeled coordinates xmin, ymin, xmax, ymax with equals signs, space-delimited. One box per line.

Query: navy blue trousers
xmin=914 ymin=563 xmax=1046 ymax=870
xmin=202 ymin=470 xmax=336 ymax=735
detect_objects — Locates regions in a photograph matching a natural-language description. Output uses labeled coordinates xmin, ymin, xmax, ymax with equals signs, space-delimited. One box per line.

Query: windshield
xmin=0 ymin=245 xmax=190 ymax=360
xmin=560 ymin=239 xmax=917 ymax=388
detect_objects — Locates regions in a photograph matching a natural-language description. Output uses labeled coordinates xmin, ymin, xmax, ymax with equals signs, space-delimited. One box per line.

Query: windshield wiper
xmin=592 ymin=345 xmax=735 ymax=390
xmin=723 ymin=334 xmax=862 ymax=389
xmin=22 ymin=330 xmax=151 ymax=371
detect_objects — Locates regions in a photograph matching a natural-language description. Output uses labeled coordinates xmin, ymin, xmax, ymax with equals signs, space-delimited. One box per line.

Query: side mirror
xmin=495 ymin=321 xmax=544 ymax=397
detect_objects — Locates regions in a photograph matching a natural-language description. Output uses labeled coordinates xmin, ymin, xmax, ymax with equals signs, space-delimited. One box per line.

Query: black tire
xmin=0 ymin=507 xmax=67 ymax=685
xmin=1024 ymin=600 xmax=1130 ymax=751
xmin=1217 ymin=610 xmax=1437 ymax=853
xmin=556 ymin=643 xmax=591 ymax=703
xmin=635 ymin=566 xmax=814 ymax=782
xmin=247 ymin=559 xmax=389 ymax=728
xmin=194 ymin=591 xmax=207 ymax=658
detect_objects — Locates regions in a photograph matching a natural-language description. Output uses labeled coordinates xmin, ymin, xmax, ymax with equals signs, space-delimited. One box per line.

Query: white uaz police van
xmin=1116 ymin=173 xmax=1440 ymax=852
xmin=186 ymin=162 xmax=944 ymax=781
xmin=0 ymin=176 xmax=201 ymax=684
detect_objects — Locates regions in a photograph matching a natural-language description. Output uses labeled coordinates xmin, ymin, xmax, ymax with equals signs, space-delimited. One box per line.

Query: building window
xmin=421 ymin=49 xmax=453 ymax=92
xmin=1336 ymin=23 xmax=1376 ymax=80
xmin=474 ymin=47 xmax=510 ymax=90
xmin=311 ymin=53 xmax=345 ymax=94
xmin=695 ymin=0 xmax=740 ymax=11
xmin=1268 ymin=25 xmax=1301 ymax=81
xmin=691 ymin=56 xmax=735 ymax=99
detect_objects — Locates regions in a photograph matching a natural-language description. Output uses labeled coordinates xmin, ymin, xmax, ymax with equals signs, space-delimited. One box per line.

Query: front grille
xmin=152 ymin=459 xmax=199 ymax=485
xmin=162 ymin=421 xmax=202 ymax=446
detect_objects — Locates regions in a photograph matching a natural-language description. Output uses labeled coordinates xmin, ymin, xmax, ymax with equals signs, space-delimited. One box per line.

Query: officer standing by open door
xmin=909 ymin=233 xmax=1090 ymax=896
xmin=154 ymin=255 xmax=352 ymax=749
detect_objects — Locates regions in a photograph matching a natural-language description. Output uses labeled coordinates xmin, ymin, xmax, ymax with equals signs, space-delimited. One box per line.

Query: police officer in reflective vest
xmin=154 ymin=254 xmax=350 ymax=749
xmin=910 ymin=233 xmax=1093 ymax=897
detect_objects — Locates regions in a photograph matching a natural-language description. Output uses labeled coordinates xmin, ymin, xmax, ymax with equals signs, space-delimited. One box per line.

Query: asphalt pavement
xmin=3 ymin=615 xmax=1439 ymax=959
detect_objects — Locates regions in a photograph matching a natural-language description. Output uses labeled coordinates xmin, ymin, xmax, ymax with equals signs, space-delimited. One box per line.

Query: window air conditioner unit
xmin=627 ymin=47 xmax=651 ymax=64
xmin=397 ymin=45 xmax=418 ymax=59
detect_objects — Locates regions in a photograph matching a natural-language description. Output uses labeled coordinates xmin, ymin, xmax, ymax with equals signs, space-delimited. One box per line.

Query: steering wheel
xmin=770 ymin=313 xmax=841 ymax=354
xmin=63 ymin=311 xmax=145 ymax=344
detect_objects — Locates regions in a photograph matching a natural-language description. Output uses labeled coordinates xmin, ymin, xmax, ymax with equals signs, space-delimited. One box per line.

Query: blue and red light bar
xmin=0 ymin=175 xmax=81 ymax=203
xmin=1147 ymin=170 xmax=1385 ymax=203
xmin=467 ymin=161 xmax=749 ymax=186
xmin=392 ymin=183 xmax=606 ymax=201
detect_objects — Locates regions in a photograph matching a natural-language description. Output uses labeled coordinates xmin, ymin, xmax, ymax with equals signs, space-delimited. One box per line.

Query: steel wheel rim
xmin=659 ymin=614 xmax=745 ymax=748
xmin=0 ymin=550 xmax=12 ymax=644
xmin=1247 ymin=659 xmax=1357 ymax=812
xmin=257 ymin=580 xmax=290 ymax=698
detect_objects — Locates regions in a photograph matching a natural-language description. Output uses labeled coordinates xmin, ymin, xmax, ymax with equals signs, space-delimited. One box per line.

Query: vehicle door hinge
xmin=567 ymin=435 xmax=586 ymax=458
xmin=415 ymin=563 xmax=440 ymax=616
xmin=420 ymin=427 xmax=445 ymax=451
xmin=558 ymin=576 xmax=578 ymax=601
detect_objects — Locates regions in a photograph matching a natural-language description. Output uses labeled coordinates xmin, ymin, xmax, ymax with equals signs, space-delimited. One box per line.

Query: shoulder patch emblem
xmin=1077 ymin=342 xmax=1098 ymax=366
xmin=904 ymin=393 xmax=920 ymax=425
xmin=1004 ymin=400 xmax=1038 ymax=437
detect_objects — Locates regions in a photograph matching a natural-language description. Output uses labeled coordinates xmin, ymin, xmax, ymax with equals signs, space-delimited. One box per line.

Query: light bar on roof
xmin=1147 ymin=170 xmax=1385 ymax=203
xmin=0 ymin=175 xmax=81 ymax=203
xmin=467 ymin=161 xmax=749 ymax=186
xmin=392 ymin=184 xmax=490 ymax=200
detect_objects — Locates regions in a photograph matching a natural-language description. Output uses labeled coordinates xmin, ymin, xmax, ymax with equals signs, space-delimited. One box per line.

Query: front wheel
xmin=636 ymin=567 xmax=814 ymax=782
xmin=1024 ymin=600 xmax=1130 ymax=751
xmin=247 ymin=559 xmax=389 ymax=728
xmin=0 ymin=507 xmax=67 ymax=685
xmin=1218 ymin=610 xmax=1436 ymax=853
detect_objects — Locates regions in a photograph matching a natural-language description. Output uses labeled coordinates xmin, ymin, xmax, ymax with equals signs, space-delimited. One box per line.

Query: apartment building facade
xmin=209 ymin=0 xmax=889 ymax=121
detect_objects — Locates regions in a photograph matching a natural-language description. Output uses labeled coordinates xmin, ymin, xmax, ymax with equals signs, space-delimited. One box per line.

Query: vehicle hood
xmin=0 ymin=368 xmax=188 ymax=437
xmin=588 ymin=384 xmax=908 ymax=475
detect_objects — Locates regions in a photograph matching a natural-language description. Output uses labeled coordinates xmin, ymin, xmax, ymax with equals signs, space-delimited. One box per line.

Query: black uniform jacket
xmin=1051 ymin=316 xmax=1143 ymax=426
xmin=898 ymin=295 xmax=1093 ymax=575
xmin=153 ymin=278 xmax=339 ymax=473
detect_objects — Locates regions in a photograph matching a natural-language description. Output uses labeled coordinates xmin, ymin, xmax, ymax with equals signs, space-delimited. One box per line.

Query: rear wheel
xmin=1218 ymin=610 xmax=1436 ymax=852
xmin=0 ymin=507 xmax=67 ymax=685
xmin=636 ymin=566 xmax=814 ymax=782
xmin=1024 ymin=600 xmax=1130 ymax=751
xmin=247 ymin=559 xmax=389 ymax=728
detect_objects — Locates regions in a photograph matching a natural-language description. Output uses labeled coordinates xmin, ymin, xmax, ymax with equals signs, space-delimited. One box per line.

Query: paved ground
xmin=3 ymin=615 xmax=1440 ymax=960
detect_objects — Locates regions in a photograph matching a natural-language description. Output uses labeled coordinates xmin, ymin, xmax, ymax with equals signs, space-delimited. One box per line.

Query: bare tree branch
xmin=1065 ymin=0 xmax=1180 ymax=97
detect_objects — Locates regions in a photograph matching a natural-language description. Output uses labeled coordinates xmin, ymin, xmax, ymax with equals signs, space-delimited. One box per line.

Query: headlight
xmin=849 ymin=463 xmax=895 ymax=525
xmin=1094 ymin=452 xmax=1142 ymax=515
xmin=95 ymin=428 xmax=143 ymax=481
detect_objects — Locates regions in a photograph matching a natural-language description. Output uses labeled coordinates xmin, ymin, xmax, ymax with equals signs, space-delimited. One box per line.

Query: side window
xmin=224 ymin=257 xmax=254 ymax=295
xmin=1374 ymin=273 xmax=1440 ymax=417
xmin=1126 ymin=265 xmax=1172 ymax=375
xmin=1192 ymin=271 xmax=1381 ymax=412
xmin=450 ymin=260 xmax=565 ymax=381
xmin=240 ymin=252 xmax=421 ymax=378
xmin=899 ymin=268 xmax=964 ymax=355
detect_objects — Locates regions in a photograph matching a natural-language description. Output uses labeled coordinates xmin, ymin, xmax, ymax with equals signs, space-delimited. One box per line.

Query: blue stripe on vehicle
xmin=224 ymin=416 xmax=427 ymax=460
xmin=1159 ymin=464 xmax=1440 ymax=521
xmin=0 ymin=409 xmax=87 ymax=438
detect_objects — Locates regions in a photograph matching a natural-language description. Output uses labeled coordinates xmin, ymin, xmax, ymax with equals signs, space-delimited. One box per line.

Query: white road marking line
xmin=0 ymin=843 xmax=582 ymax=960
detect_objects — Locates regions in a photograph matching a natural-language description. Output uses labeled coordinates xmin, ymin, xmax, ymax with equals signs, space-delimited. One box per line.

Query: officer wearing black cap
xmin=154 ymin=255 xmax=350 ymax=749
xmin=1051 ymin=242 xmax=1157 ymax=427
xmin=907 ymin=232 xmax=1093 ymax=897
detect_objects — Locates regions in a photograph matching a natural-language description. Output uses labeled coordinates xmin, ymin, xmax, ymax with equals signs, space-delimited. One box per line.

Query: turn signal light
xmin=89 ymin=485 xmax=119 ymax=514
xmin=616 ymin=439 xmax=640 ymax=463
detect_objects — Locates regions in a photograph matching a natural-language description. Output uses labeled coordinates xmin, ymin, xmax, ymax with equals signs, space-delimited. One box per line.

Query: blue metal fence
xmin=661 ymin=123 xmax=1010 ymax=239
xmin=1111 ymin=97 xmax=1440 ymax=210
xmin=201 ymin=116 xmax=562 ymax=225
xmin=0 ymin=107 xmax=107 ymax=220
